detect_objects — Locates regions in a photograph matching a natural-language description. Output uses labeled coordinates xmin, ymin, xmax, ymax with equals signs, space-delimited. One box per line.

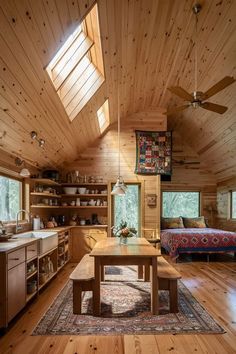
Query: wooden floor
xmin=0 ymin=258 xmax=236 ymax=354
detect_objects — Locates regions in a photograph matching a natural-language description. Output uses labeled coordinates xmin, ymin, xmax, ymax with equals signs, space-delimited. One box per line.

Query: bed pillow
xmin=161 ymin=217 xmax=184 ymax=229
xmin=182 ymin=216 xmax=207 ymax=228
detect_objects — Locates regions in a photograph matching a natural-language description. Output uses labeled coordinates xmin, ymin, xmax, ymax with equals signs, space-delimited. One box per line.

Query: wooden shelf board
xmin=60 ymin=206 xmax=108 ymax=209
xmin=26 ymin=291 xmax=38 ymax=302
xmin=30 ymin=205 xmax=60 ymax=208
xmin=38 ymin=272 xmax=57 ymax=290
xmin=26 ymin=269 xmax=38 ymax=280
xmin=38 ymin=247 xmax=57 ymax=259
xmin=61 ymin=183 xmax=107 ymax=186
xmin=61 ymin=194 xmax=107 ymax=197
xmin=27 ymin=255 xmax=38 ymax=263
xmin=30 ymin=178 xmax=61 ymax=186
xmin=30 ymin=205 xmax=107 ymax=209
xmin=30 ymin=193 xmax=61 ymax=198
xmin=74 ymin=225 xmax=108 ymax=228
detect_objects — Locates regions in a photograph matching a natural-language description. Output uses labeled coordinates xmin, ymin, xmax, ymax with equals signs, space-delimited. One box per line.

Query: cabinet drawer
xmin=7 ymin=248 xmax=25 ymax=270
xmin=26 ymin=242 xmax=38 ymax=261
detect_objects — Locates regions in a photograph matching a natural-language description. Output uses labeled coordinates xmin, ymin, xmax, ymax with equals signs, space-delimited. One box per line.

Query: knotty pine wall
xmin=63 ymin=112 xmax=218 ymax=233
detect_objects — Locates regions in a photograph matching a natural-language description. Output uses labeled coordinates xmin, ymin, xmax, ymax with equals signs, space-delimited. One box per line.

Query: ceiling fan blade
xmin=166 ymin=104 xmax=190 ymax=116
xmin=202 ymin=76 xmax=235 ymax=100
xmin=201 ymin=102 xmax=228 ymax=114
xmin=168 ymin=86 xmax=193 ymax=101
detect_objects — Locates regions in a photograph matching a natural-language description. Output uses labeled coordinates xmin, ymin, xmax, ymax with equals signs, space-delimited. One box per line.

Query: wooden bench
xmin=70 ymin=254 xmax=181 ymax=314
xmin=157 ymin=256 xmax=181 ymax=313
xmin=69 ymin=254 xmax=95 ymax=314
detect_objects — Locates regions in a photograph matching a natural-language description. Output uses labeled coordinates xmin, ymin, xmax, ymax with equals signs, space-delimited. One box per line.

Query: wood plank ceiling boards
xmin=0 ymin=0 xmax=235 ymax=182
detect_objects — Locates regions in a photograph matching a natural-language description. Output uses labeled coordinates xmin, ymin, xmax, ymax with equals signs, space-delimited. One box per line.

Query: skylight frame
xmin=46 ymin=3 xmax=104 ymax=122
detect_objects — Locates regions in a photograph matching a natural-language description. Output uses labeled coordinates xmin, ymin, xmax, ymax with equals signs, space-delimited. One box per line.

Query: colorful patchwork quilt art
xmin=135 ymin=131 xmax=172 ymax=175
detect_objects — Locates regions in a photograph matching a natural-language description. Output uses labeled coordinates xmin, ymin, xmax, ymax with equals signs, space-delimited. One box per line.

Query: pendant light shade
xmin=111 ymin=176 xmax=127 ymax=195
xmin=111 ymin=91 xmax=127 ymax=196
xmin=15 ymin=157 xmax=31 ymax=178
xmin=19 ymin=168 xmax=31 ymax=178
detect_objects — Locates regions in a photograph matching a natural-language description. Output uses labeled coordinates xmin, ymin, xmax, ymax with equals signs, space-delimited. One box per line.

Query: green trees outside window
xmin=113 ymin=184 xmax=140 ymax=235
xmin=0 ymin=176 xmax=21 ymax=221
xmin=162 ymin=191 xmax=199 ymax=217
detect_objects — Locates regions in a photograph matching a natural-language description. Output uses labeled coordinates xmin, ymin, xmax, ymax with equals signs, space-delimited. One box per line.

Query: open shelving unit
xmin=30 ymin=179 xmax=109 ymax=229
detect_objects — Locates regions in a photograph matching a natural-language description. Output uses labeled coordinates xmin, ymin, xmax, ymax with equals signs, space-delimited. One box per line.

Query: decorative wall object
xmin=147 ymin=194 xmax=157 ymax=207
xmin=135 ymin=131 xmax=172 ymax=175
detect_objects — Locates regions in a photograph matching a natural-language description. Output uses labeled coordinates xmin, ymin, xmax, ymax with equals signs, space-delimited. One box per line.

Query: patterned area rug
xmin=32 ymin=266 xmax=225 ymax=336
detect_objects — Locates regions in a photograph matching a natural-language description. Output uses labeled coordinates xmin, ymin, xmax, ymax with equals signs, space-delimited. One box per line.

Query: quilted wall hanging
xmin=135 ymin=131 xmax=172 ymax=175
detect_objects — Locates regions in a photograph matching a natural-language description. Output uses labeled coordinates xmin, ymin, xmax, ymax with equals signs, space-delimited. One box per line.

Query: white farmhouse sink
xmin=14 ymin=231 xmax=58 ymax=255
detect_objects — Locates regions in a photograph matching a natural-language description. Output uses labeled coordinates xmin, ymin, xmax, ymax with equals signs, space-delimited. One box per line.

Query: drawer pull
xmin=29 ymin=249 xmax=36 ymax=252
xmin=9 ymin=258 xmax=20 ymax=261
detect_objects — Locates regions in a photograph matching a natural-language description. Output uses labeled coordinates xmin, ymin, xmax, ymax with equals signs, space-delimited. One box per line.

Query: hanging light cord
xmin=193 ymin=5 xmax=201 ymax=93
xmin=118 ymin=92 xmax=121 ymax=179
xmin=194 ymin=11 xmax=198 ymax=92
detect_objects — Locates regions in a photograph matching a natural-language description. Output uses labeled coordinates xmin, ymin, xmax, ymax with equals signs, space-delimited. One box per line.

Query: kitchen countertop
xmin=0 ymin=237 xmax=38 ymax=253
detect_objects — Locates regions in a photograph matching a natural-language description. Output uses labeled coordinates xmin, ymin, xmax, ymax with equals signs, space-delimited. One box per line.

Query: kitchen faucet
xmin=16 ymin=209 xmax=31 ymax=233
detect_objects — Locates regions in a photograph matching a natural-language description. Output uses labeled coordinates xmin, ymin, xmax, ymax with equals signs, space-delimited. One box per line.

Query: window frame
xmin=230 ymin=190 xmax=236 ymax=219
xmin=161 ymin=190 xmax=201 ymax=218
xmin=0 ymin=173 xmax=23 ymax=223
xmin=111 ymin=182 xmax=143 ymax=237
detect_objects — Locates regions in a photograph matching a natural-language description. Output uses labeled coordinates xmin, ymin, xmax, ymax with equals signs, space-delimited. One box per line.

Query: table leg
xmin=151 ymin=256 xmax=158 ymax=315
xmin=93 ymin=257 xmax=101 ymax=316
xmin=138 ymin=265 xmax=144 ymax=279
xmin=144 ymin=265 xmax=150 ymax=281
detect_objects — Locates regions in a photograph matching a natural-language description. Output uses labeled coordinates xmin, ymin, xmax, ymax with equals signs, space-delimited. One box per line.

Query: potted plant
xmin=114 ymin=220 xmax=137 ymax=244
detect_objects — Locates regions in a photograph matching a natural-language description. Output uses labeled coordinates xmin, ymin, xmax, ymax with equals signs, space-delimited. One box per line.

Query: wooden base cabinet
xmin=71 ymin=227 xmax=107 ymax=262
xmin=7 ymin=262 xmax=26 ymax=322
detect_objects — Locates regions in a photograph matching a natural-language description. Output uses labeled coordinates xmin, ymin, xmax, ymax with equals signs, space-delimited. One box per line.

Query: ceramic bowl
xmin=63 ymin=187 xmax=77 ymax=195
xmin=78 ymin=187 xmax=87 ymax=194
xmin=80 ymin=201 xmax=88 ymax=206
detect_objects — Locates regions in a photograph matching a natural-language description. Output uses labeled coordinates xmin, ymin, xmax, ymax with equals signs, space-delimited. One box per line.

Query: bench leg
xmin=73 ymin=282 xmax=82 ymax=315
xmin=101 ymin=265 xmax=105 ymax=281
xmin=169 ymin=280 xmax=178 ymax=313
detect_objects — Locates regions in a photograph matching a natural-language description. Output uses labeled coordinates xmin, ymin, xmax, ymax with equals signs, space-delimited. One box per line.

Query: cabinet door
xmin=7 ymin=262 xmax=26 ymax=322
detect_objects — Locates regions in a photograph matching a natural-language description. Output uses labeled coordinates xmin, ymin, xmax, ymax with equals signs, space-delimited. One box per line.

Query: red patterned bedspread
xmin=161 ymin=228 xmax=236 ymax=258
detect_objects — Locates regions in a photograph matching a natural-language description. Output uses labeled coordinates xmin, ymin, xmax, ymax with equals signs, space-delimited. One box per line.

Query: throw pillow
xmin=182 ymin=216 xmax=207 ymax=228
xmin=161 ymin=217 xmax=184 ymax=229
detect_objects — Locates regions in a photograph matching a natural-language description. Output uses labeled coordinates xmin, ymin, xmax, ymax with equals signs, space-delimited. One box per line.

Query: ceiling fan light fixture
xmin=166 ymin=4 xmax=235 ymax=115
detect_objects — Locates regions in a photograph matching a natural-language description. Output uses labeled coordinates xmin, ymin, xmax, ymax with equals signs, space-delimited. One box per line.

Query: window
xmin=162 ymin=191 xmax=200 ymax=217
xmin=112 ymin=184 xmax=141 ymax=235
xmin=231 ymin=191 xmax=236 ymax=218
xmin=0 ymin=176 xmax=22 ymax=221
xmin=46 ymin=4 xmax=104 ymax=121
xmin=97 ymin=99 xmax=110 ymax=133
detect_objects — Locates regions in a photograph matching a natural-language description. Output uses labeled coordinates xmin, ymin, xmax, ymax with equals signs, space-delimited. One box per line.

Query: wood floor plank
xmin=0 ymin=259 xmax=236 ymax=354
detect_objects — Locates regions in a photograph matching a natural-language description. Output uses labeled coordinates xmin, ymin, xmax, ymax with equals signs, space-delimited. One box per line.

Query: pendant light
xmin=111 ymin=92 xmax=127 ymax=195
xmin=15 ymin=157 xmax=31 ymax=178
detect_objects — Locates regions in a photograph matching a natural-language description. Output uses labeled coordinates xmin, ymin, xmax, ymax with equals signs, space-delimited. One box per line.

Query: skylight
xmin=97 ymin=99 xmax=110 ymax=133
xmin=46 ymin=4 xmax=104 ymax=121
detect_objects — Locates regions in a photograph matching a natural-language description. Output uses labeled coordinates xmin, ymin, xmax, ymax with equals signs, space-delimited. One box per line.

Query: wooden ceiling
xmin=0 ymin=0 xmax=236 ymax=181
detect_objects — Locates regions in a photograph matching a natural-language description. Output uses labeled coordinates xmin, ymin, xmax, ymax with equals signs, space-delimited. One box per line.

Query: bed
xmin=160 ymin=217 xmax=236 ymax=259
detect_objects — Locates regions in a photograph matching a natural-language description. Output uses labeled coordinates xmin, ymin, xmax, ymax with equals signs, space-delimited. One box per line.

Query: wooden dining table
xmin=90 ymin=237 xmax=161 ymax=316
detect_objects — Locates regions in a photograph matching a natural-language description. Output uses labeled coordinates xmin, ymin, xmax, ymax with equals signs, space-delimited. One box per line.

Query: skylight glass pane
xmin=47 ymin=25 xmax=82 ymax=70
xmin=97 ymin=99 xmax=110 ymax=133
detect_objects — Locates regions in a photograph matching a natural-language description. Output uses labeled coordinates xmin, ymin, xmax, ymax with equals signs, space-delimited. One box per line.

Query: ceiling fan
xmin=167 ymin=3 xmax=235 ymax=116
